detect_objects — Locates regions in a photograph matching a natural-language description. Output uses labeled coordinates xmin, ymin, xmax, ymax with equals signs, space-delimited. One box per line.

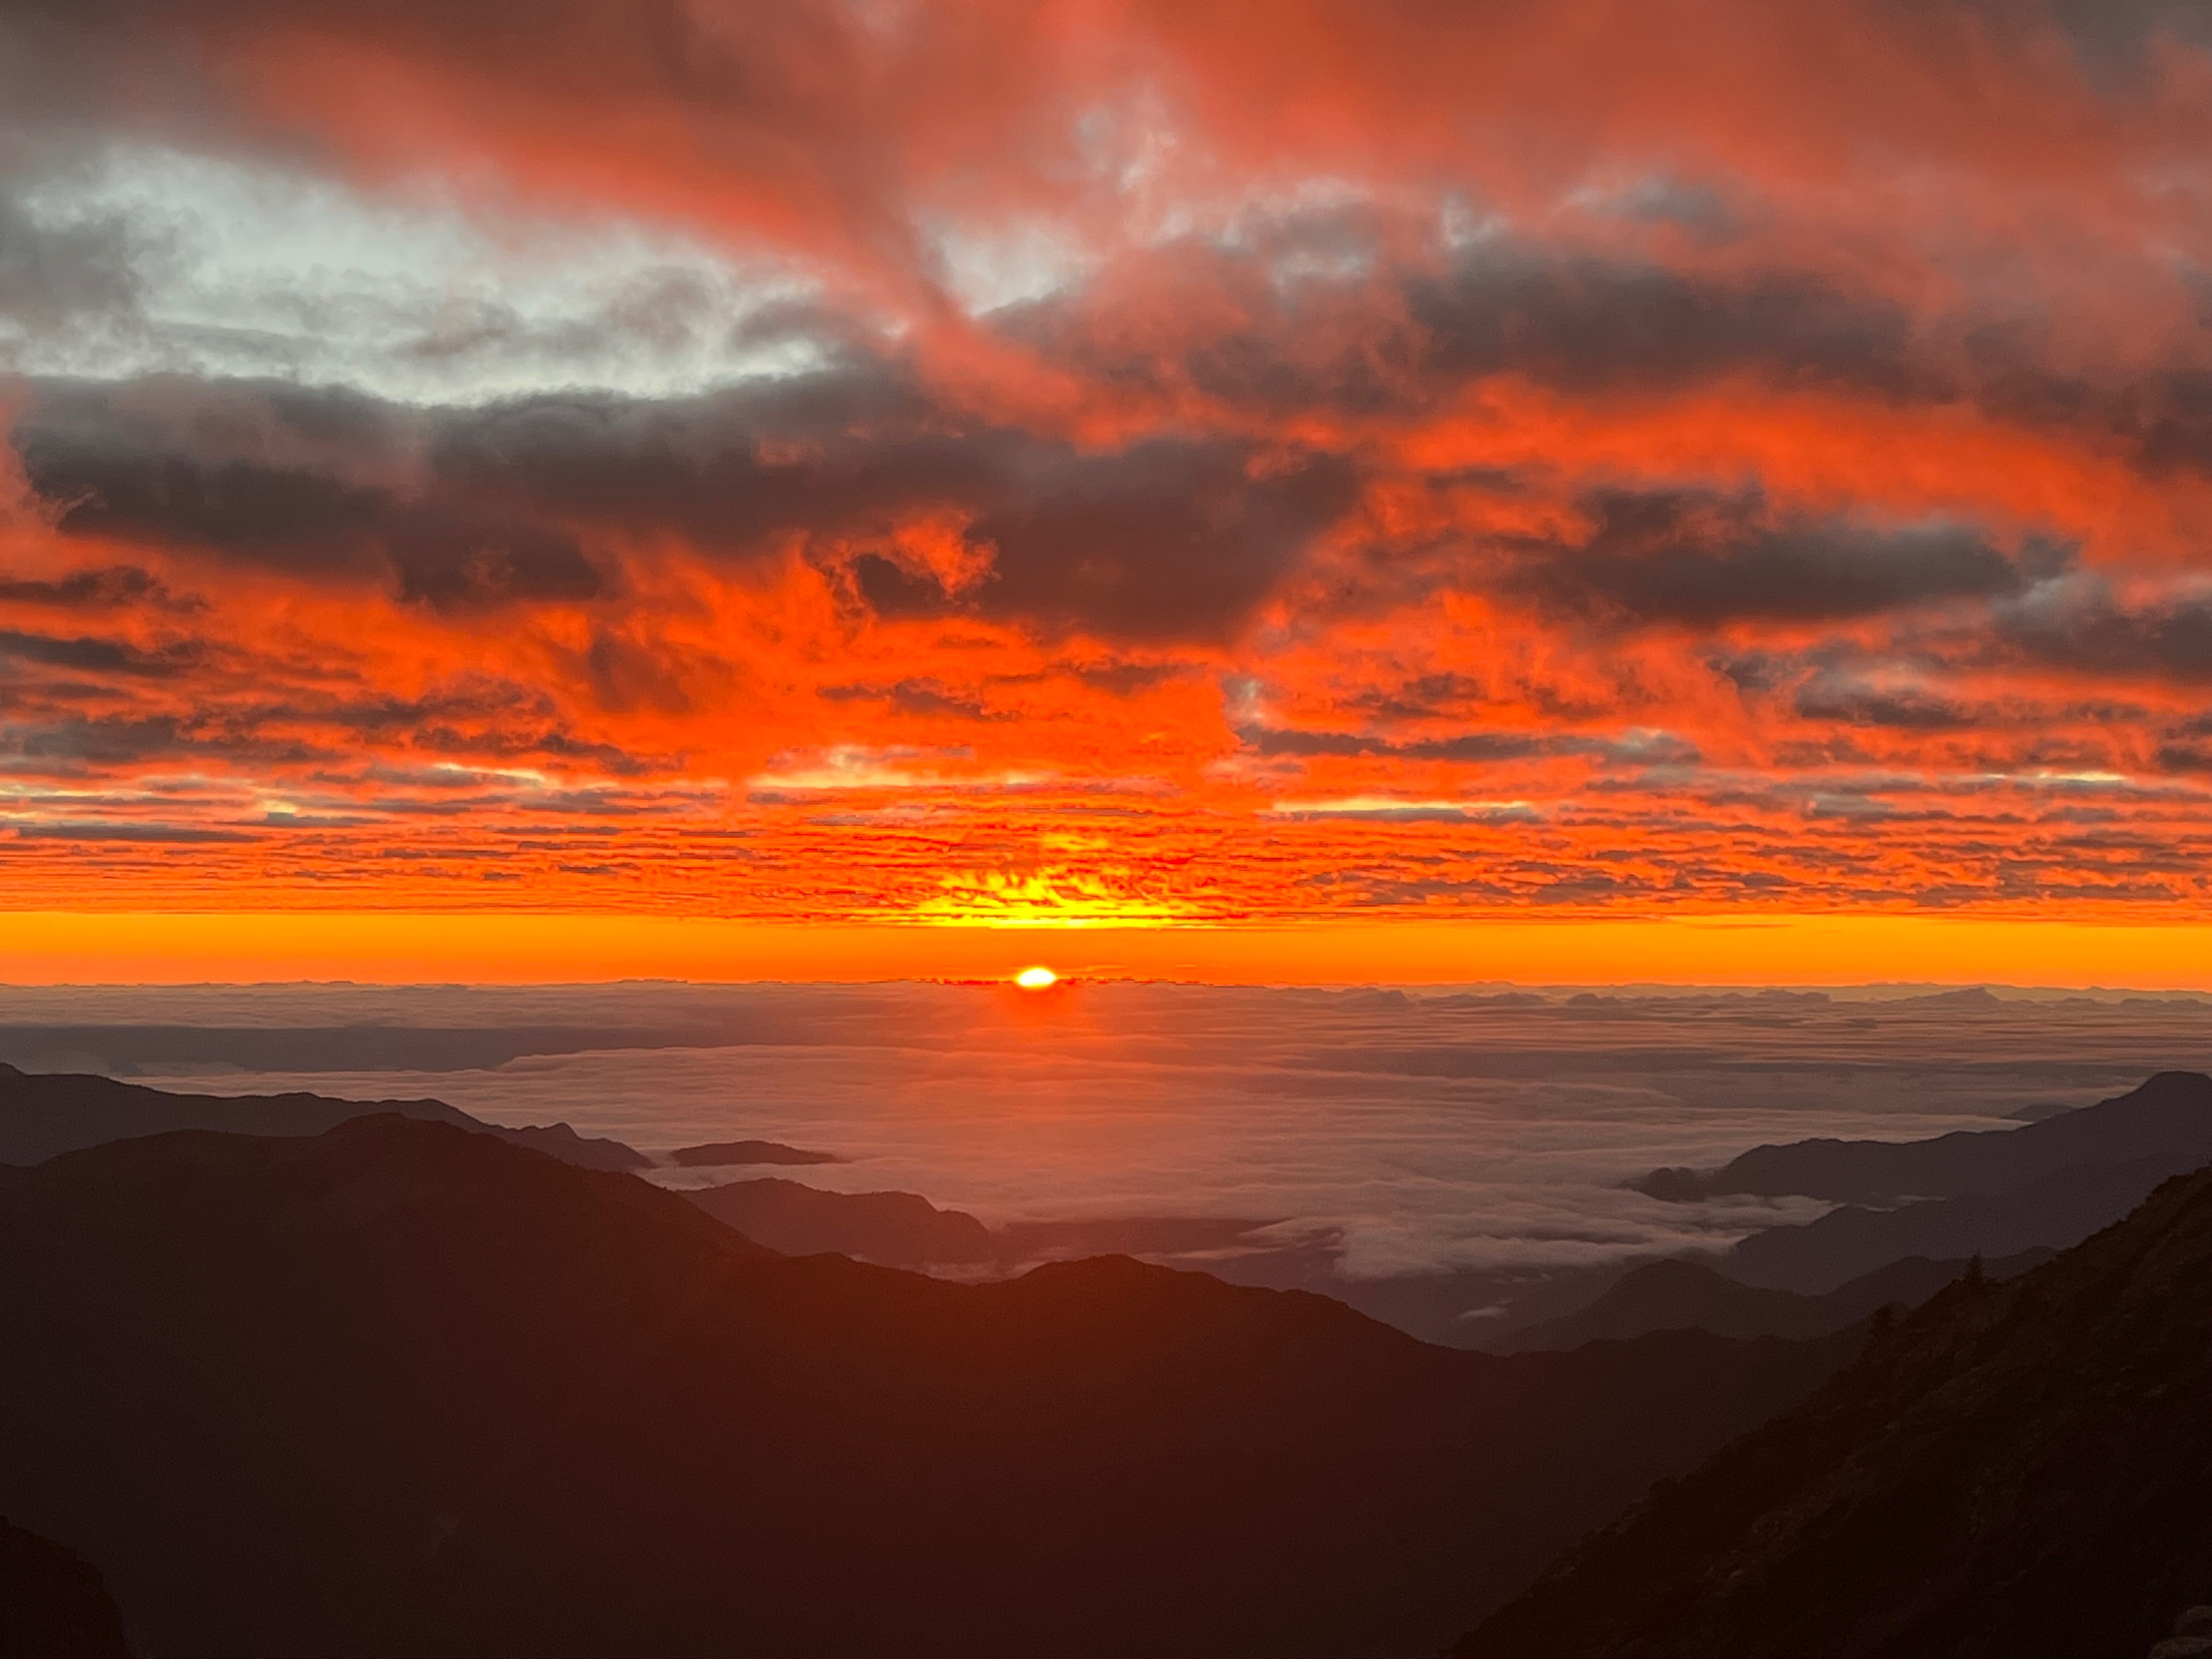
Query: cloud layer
xmin=15 ymin=979 xmax=2209 ymax=1293
xmin=4 ymin=1 xmax=2212 ymax=921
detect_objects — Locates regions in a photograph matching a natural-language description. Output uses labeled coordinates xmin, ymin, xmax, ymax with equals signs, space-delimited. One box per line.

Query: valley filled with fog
xmin=7 ymin=980 xmax=2205 ymax=1338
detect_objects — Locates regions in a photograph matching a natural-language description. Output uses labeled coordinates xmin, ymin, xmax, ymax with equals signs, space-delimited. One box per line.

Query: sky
xmin=4 ymin=2 xmax=2212 ymax=981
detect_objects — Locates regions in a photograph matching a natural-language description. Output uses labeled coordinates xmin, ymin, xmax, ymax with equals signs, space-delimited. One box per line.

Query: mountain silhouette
xmin=0 ymin=1024 xmax=720 ymax=1076
xmin=0 ymin=1063 xmax=647 ymax=1171
xmin=1453 ymin=1155 xmax=2212 ymax=1659
xmin=668 ymin=1139 xmax=844 ymax=1167
xmin=1496 ymin=1249 xmax=2051 ymax=1351
xmin=686 ymin=1175 xmax=1000 ymax=1264
xmin=683 ymin=1177 xmax=1307 ymax=1274
xmin=0 ymin=1519 xmax=130 ymax=1658
xmin=1634 ymin=1071 xmax=2212 ymax=1204
xmin=0 ymin=1116 xmax=1852 ymax=1659
xmin=1725 ymin=1152 xmax=2203 ymax=1294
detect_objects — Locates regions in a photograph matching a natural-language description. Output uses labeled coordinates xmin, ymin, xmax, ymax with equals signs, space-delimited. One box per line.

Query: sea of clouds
xmin=5 ymin=981 xmax=2208 ymax=1299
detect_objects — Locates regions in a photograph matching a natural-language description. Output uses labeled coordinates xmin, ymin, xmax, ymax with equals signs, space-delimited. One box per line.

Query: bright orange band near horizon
xmin=2 ymin=911 xmax=2207 ymax=990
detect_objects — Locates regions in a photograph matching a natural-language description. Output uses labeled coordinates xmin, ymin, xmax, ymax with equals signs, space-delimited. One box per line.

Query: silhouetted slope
xmin=1454 ymin=1158 xmax=2212 ymax=1659
xmin=0 ymin=1062 xmax=647 ymax=1170
xmin=687 ymin=1175 xmax=998 ymax=1264
xmin=1636 ymin=1071 xmax=2212 ymax=1203
xmin=1497 ymin=1250 xmax=2050 ymax=1351
xmin=684 ymin=1178 xmax=1302 ymax=1275
xmin=0 ymin=1118 xmax=1849 ymax=1659
xmin=1726 ymin=1153 xmax=2195 ymax=1292
xmin=0 ymin=1024 xmax=717 ymax=1075
xmin=669 ymin=1139 xmax=843 ymax=1166
xmin=0 ymin=1519 xmax=131 ymax=1659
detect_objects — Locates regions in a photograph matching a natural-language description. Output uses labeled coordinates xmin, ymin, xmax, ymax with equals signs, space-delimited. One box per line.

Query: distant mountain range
xmin=14 ymin=1063 xmax=2211 ymax=1339
xmin=0 ymin=1062 xmax=648 ymax=1171
xmin=0 ymin=1114 xmax=1849 ymax=1658
xmin=1432 ymin=1072 xmax=2212 ymax=1342
xmin=1636 ymin=1070 xmax=2212 ymax=1204
xmin=687 ymin=1175 xmax=1002 ymax=1263
xmin=0 ymin=1024 xmax=722 ymax=1076
xmin=1613 ymin=1073 xmax=2212 ymax=1299
xmin=1454 ymin=1155 xmax=2212 ymax=1658
xmin=1724 ymin=1151 xmax=2202 ymax=1293
xmin=668 ymin=1139 xmax=843 ymax=1167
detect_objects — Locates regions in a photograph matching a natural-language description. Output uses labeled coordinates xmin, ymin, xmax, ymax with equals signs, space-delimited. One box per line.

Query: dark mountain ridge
xmin=1725 ymin=1150 xmax=2200 ymax=1293
xmin=668 ymin=1138 xmax=843 ymax=1166
xmin=0 ymin=1115 xmax=1852 ymax=1659
xmin=682 ymin=1177 xmax=1307 ymax=1275
xmin=1496 ymin=1249 xmax=2052 ymax=1352
xmin=0 ymin=1062 xmax=647 ymax=1171
xmin=1454 ymin=1154 xmax=2212 ymax=1659
xmin=0 ymin=1024 xmax=716 ymax=1076
xmin=1637 ymin=1071 xmax=2212 ymax=1204
xmin=687 ymin=1175 xmax=1000 ymax=1263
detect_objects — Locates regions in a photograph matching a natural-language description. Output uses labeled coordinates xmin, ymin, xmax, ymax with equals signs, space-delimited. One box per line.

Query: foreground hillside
xmin=0 ymin=1518 xmax=130 ymax=1658
xmin=0 ymin=1117 xmax=1848 ymax=1659
xmin=1455 ymin=1157 xmax=2212 ymax=1659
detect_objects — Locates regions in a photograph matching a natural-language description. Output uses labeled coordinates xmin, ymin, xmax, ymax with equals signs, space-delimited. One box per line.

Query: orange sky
xmin=3 ymin=1 xmax=2211 ymax=980
xmin=4 ymin=911 xmax=2210 ymax=990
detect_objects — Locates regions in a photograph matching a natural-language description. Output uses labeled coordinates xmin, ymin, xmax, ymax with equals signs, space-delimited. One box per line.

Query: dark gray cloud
xmin=2154 ymin=742 xmax=2212 ymax=774
xmin=1719 ymin=636 xmax=2186 ymax=731
xmin=1790 ymin=684 xmax=1977 ymax=730
xmin=1923 ymin=0 xmax=2212 ymax=78
xmin=0 ymin=671 xmax=673 ymax=777
xmin=855 ymin=440 xmax=1359 ymax=642
xmin=1069 ymin=660 xmax=1191 ymax=696
xmin=0 ymin=565 xmax=189 ymax=610
xmin=1407 ymin=255 xmax=1921 ymax=400
xmin=428 ymin=375 xmax=1359 ymax=641
xmin=0 ymin=709 xmax=340 ymax=772
xmin=1510 ymin=492 xmax=2042 ymax=628
xmin=1344 ymin=673 xmax=1492 ymax=723
xmin=0 ymin=627 xmax=200 ymax=677
xmin=819 ymin=678 xmax=1005 ymax=720
xmin=10 ymin=819 xmax=255 ymax=843
xmin=1019 ymin=224 xmax=2212 ymax=487
xmin=24 ymin=373 xmax=2051 ymax=651
xmin=309 ymin=681 xmax=671 ymax=772
xmin=1239 ymin=723 xmax=1697 ymax=765
xmin=385 ymin=514 xmax=604 ymax=610
xmin=2001 ymin=586 xmax=2212 ymax=684
xmin=13 ymin=371 xmax=1357 ymax=641
xmin=15 ymin=380 xmax=609 ymax=611
xmin=1 ymin=713 xmax=188 ymax=766
xmin=1006 ymin=228 xmax=1933 ymax=424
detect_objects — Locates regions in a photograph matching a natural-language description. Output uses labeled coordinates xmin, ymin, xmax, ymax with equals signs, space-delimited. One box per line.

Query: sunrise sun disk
xmin=1014 ymin=966 xmax=1058 ymax=990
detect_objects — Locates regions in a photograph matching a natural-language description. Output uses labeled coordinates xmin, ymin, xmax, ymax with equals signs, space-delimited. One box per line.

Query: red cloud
xmin=3 ymin=2 xmax=2212 ymax=924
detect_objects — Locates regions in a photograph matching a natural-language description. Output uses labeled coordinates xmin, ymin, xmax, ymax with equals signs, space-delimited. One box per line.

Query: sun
xmin=1013 ymin=966 xmax=1058 ymax=990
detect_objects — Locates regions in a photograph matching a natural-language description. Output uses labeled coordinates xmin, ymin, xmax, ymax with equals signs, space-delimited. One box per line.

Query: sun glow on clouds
xmin=5 ymin=1 xmax=2212 ymax=966
xmin=908 ymin=867 xmax=1204 ymax=929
